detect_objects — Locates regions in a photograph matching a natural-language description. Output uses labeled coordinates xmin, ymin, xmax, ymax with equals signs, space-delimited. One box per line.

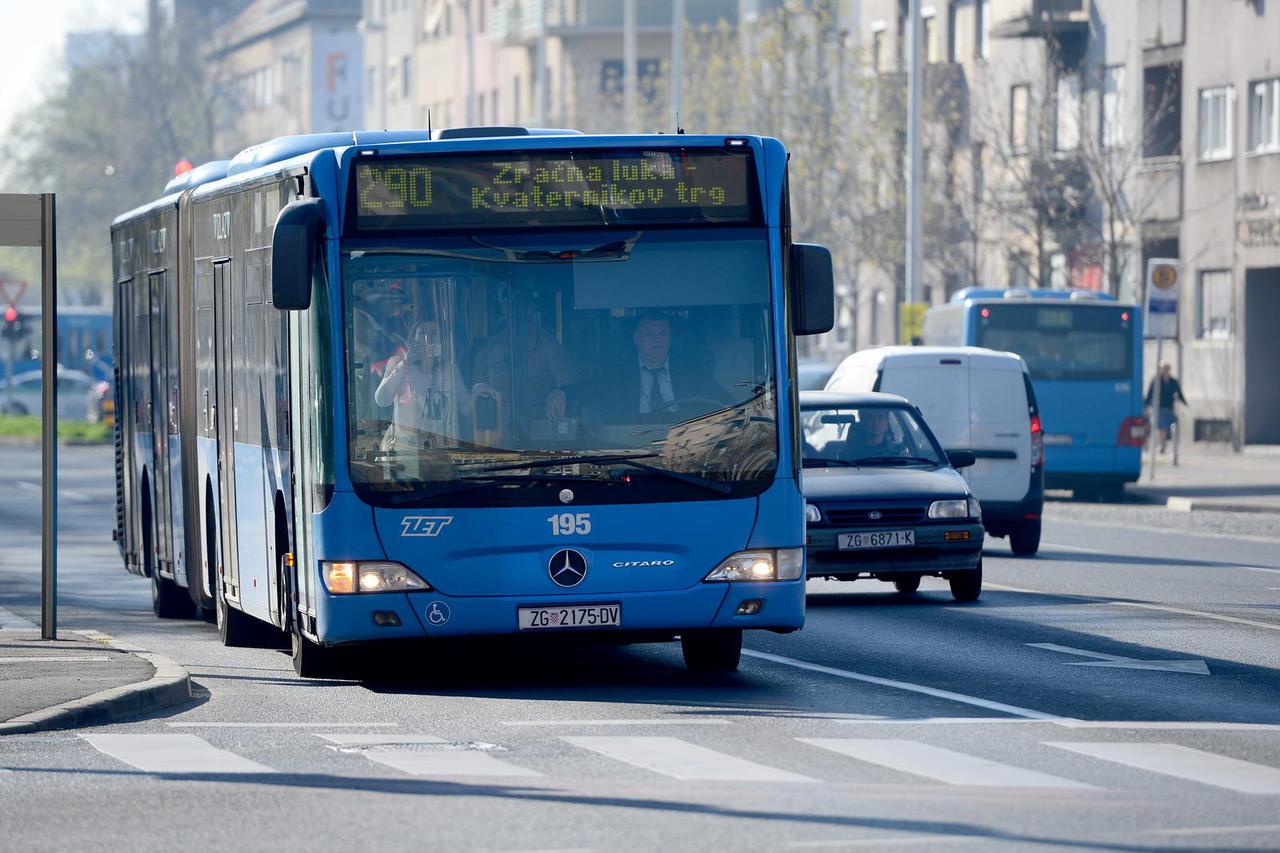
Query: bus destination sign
xmin=352 ymin=148 xmax=759 ymax=230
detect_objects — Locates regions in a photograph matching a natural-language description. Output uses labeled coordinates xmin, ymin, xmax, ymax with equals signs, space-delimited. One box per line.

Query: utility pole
xmin=904 ymin=0 xmax=924 ymax=343
xmin=624 ymin=0 xmax=637 ymax=132
xmin=671 ymin=0 xmax=685 ymax=130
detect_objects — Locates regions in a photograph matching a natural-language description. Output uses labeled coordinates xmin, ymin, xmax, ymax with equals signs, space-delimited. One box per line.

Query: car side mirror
xmin=271 ymin=198 xmax=325 ymax=310
xmin=791 ymin=243 xmax=834 ymax=336
xmin=948 ymin=450 xmax=977 ymax=469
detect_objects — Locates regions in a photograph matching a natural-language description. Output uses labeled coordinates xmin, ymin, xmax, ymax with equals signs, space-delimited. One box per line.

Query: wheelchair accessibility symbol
xmin=425 ymin=601 xmax=451 ymax=627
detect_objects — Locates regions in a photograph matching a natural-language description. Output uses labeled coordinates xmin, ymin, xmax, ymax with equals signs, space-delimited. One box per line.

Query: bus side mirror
xmin=271 ymin=199 xmax=325 ymax=311
xmin=791 ymin=243 xmax=834 ymax=336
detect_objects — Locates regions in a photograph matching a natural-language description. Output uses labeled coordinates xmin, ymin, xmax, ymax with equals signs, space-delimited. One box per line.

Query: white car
xmin=0 ymin=367 xmax=95 ymax=421
xmin=825 ymin=346 xmax=1045 ymax=555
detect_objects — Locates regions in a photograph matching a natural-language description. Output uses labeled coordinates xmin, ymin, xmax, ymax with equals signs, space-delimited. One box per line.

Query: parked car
xmin=825 ymin=346 xmax=1044 ymax=556
xmin=800 ymin=390 xmax=985 ymax=601
xmin=797 ymin=358 xmax=837 ymax=391
xmin=0 ymin=367 xmax=95 ymax=421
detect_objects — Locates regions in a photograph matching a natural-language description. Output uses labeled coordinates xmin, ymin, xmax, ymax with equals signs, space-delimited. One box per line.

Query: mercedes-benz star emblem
xmin=548 ymin=549 xmax=588 ymax=588
xmin=868 ymin=510 xmax=883 ymax=520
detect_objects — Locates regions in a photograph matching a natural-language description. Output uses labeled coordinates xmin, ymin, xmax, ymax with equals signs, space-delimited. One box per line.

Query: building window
xmin=922 ymin=8 xmax=937 ymax=64
xmin=1010 ymin=84 xmax=1030 ymax=153
xmin=971 ymin=141 xmax=985 ymax=207
xmin=1056 ymin=71 xmax=1082 ymax=151
xmin=975 ymin=0 xmax=989 ymax=60
xmin=401 ymin=55 xmax=412 ymax=99
xmin=1101 ymin=64 xmax=1126 ymax=149
xmin=1248 ymin=77 xmax=1280 ymax=154
xmin=600 ymin=59 xmax=662 ymax=104
xmin=513 ymin=74 xmax=522 ymax=123
xmin=1009 ymin=250 xmax=1030 ymax=288
xmin=870 ymin=22 xmax=886 ymax=73
xmin=1144 ymin=63 xmax=1181 ymax=158
xmin=1198 ymin=85 xmax=1235 ymax=161
xmin=491 ymin=88 xmax=500 ymax=123
xmin=1197 ymin=270 xmax=1233 ymax=339
xmin=948 ymin=1 xmax=962 ymax=62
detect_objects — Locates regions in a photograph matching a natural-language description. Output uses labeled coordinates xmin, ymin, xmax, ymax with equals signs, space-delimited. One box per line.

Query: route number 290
xmin=547 ymin=512 xmax=591 ymax=535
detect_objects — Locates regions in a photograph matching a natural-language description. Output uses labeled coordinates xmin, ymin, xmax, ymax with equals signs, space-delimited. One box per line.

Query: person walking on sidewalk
xmin=1145 ymin=363 xmax=1188 ymax=454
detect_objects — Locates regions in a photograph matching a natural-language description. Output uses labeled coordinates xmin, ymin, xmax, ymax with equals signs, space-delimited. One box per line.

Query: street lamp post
xmin=904 ymin=0 xmax=924 ymax=343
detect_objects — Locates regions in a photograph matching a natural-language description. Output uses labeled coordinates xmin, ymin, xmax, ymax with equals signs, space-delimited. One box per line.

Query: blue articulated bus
xmin=923 ymin=288 xmax=1145 ymax=500
xmin=111 ymin=127 xmax=833 ymax=676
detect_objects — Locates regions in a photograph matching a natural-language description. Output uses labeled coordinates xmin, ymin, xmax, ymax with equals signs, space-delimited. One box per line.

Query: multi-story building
xmin=206 ymin=0 xmax=366 ymax=155
xmin=846 ymin=0 xmax=1280 ymax=446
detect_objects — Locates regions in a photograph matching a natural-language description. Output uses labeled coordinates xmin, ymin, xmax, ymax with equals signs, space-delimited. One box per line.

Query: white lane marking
xmin=500 ymin=718 xmax=732 ymax=727
xmin=0 ymin=655 xmax=112 ymax=664
xmin=799 ymin=739 xmax=1095 ymax=789
xmin=81 ymin=734 xmax=274 ymax=774
xmin=563 ymin=736 xmax=814 ymax=782
xmin=788 ymin=837 xmax=983 ymax=849
xmin=1238 ymin=566 xmax=1280 ymax=575
xmin=1046 ymin=742 xmax=1280 ymax=794
xmin=1053 ymin=721 xmax=1280 ymax=731
xmin=13 ymin=481 xmax=89 ymax=502
xmin=166 ymin=722 xmax=400 ymax=728
xmin=1140 ymin=824 xmax=1280 ymax=837
xmin=1043 ymin=515 xmax=1280 ymax=545
xmin=742 ymin=650 xmax=1071 ymax=722
xmin=835 ymin=717 xmax=1045 ymax=726
xmin=1041 ymin=543 xmax=1105 ymax=554
xmin=1110 ymin=601 xmax=1280 ymax=632
xmin=1026 ymin=643 xmax=1210 ymax=675
xmin=0 ymin=605 xmax=38 ymax=631
xmin=316 ymin=733 xmax=541 ymax=778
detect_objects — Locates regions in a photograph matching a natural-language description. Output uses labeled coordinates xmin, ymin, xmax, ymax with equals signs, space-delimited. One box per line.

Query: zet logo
xmin=400 ymin=516 xmax=454 ymax=537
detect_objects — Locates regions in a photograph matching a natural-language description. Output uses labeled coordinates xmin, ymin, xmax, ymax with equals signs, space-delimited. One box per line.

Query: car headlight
xmin=805 ymin=503 xmax=822 ymax=523
xmin=704 ymin=549 xmax=804 ymax=582
xmin=927 ymin=499 xmax=970 ymax=519
xmin=968 ymin=495 xmax=982 ymax=519
xmin=322 ymin=561 xmax=431 ymax=594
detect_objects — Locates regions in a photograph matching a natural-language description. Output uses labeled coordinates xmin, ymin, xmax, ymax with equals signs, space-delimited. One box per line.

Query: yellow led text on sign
xmin=360 ymin=165 xmax=434 ymax=211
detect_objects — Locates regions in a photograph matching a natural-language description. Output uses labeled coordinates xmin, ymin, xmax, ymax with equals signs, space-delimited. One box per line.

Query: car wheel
xmin=893 ymin=576 xmax=922 ymax=593
xmin=949 ymin=561 xmax=982 ymax=602
xmin=1010 ymin=520 xmax=1041 ymax=557
xmin=681 ymin=629 xmax=743 ymax=673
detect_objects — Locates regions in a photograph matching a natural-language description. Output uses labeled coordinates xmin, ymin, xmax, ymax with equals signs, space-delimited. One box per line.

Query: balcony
xmin=991 ymin=0 xmax=1091 ymax=39
xmin=1137 ymin=158 xmax=1182 ymax=223
xmin=490 ymin=0 xmax=737 ymax=44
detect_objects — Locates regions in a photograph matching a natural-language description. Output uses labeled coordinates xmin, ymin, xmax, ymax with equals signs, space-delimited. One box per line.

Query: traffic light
xmin=1 ymin=306 xmax=26 ymax=342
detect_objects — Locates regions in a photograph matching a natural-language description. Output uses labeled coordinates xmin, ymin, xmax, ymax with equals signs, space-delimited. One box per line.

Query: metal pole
xmin=535 ymin=14 xmax=549 ymax=125
xmin=463 ymin=0 xmax=476 ymax=125
xmin=624 ymin=0 xmax=637 ymax=132
xmin=40 ymin=193 xmax=57 ymax=640
xmin=1148 ymin=338 xmax=1163 ymax=481
xmin=904 ymin=0 xmax=923 ymax=343
xmin=671 ymin=0 xmax=685 ymax=130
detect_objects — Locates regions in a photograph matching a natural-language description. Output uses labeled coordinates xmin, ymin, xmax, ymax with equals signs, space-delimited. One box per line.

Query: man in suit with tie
xmin=546 ymin=312 xmax=731 ymax=423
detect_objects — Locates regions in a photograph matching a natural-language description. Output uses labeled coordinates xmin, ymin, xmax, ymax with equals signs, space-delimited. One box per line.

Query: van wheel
xmin=893 ymin=576 xmax=921 ymax=593
xmin=291 ymin=627 xmax=347 ymax=679
xmin=1010 ymin=520 xmax=1041 ymax=557
xmin=681 ymin=629 xmax=743 ymax=673
xmin=949 ymin=562 xmax=982 ymax=602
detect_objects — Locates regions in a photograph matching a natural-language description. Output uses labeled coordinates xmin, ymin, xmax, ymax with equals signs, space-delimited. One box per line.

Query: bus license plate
xmin=518 ymin=604 xmax=621 ymax=630
xmin=838 ymin=530 xmax=914 ymax=550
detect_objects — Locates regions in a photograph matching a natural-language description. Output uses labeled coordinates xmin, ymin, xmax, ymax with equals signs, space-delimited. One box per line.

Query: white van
xmin=826 ymin=346 xmax=1044 ymax=555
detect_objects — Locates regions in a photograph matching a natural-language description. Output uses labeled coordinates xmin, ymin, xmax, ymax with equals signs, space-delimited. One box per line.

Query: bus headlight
xmin=928 ymin=499 xmax=970 ymax=519
xmin=704 ymin=549 xmax=804 ymax=582
xmin=322 ymin=561 xmax=431 ymax=594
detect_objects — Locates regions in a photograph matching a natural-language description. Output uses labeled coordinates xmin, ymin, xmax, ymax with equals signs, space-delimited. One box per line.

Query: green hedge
xmin=0 ymin=414 xmax=112 ymax=443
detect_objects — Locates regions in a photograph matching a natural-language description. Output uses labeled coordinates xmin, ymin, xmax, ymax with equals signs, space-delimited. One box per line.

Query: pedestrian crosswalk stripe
xmin=1046 ymin=742 xmax=1280 ymax=794
xmin=563 ymin=736 xmax=814 ymax=782
xmin=316 ymin=733 xmax=542 ymax=778
xmin=798 ymin=738 xmax=1096 ymax=789
xmin=81 ymin=734 xmax=274 ymax=774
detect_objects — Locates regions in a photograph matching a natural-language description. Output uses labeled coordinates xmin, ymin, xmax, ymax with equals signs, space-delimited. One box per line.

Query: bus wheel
xmin=893 ymin=575 xmax=922 ymax=593
xmin=151 ymin=570 xmax=195 ymax=619
xmin=1009 ymin=520 xmax=1041 ymax=557
xmin=681 ymin=629 xmax=742 ymax=673
xmin=216 ymin=582 xmax=261 ymax=648
xmin=291 ymin=627 xmax=347 ymax=679
xmin=948 ymin=561 xmax=983 ymax=602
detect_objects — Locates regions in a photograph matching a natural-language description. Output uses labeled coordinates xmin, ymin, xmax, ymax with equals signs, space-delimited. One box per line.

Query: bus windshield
xmin=975 ymin=304 xmax=1133 ymax=381
xmin=341 ymin=228 xmax=777 ymax=506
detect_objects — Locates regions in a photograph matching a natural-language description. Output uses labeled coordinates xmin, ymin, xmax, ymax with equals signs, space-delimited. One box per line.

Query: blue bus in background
xmin=111 ymin=127 xmax=833 ymax=677
xmin=923 ymin=288 xmax=1145 ymax=501
xmin=9 ymin=306 xmax=113 ymax=380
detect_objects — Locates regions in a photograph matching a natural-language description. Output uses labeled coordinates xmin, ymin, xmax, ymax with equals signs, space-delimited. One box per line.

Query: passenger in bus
xmin=373 ymin=319 xmax=471 ymax=464
xmin=546 ymin=312 xmax=730 ymax=422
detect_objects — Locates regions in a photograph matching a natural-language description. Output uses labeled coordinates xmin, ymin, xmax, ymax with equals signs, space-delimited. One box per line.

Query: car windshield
xmin=341 ymin=228 xmax=777 ymax=506
xmin=800 ymin=405 xmax=945 ymax=468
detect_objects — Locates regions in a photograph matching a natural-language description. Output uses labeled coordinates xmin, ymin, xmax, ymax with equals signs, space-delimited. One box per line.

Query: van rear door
xmin=880 ymin=354 xmax=971 ymax=451
xmin=966 ymin=356 xmax=1032 ymax=503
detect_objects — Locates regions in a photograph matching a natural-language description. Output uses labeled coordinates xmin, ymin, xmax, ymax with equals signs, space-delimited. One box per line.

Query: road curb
xmin=1166 ymin=496 xmax=1280 ymax=515
xmin=0 ymin=631 xmax=192 ymax=735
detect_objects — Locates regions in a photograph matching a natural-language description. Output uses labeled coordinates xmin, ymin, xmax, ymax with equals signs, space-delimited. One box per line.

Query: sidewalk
xmin=1129 ymin=443 xmax=1280 ymax=514
xmin=0 ymin=611 xmax=191 ymax=734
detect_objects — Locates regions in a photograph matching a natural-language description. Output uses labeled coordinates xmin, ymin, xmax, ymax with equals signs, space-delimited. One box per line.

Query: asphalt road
xmin=2 ymin=445 xmax=1279 ymax=852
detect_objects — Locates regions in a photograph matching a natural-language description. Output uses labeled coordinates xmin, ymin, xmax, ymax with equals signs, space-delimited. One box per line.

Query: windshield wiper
xmin=468 ymin=453 xmax=733 ymax=495
xmin=803 ymin=457 xmax=859 ymax=468
xmin=382 ymin=472 xmax=607 ymax=505
xmin=847 ymin=456 xmax=940 ymax=467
